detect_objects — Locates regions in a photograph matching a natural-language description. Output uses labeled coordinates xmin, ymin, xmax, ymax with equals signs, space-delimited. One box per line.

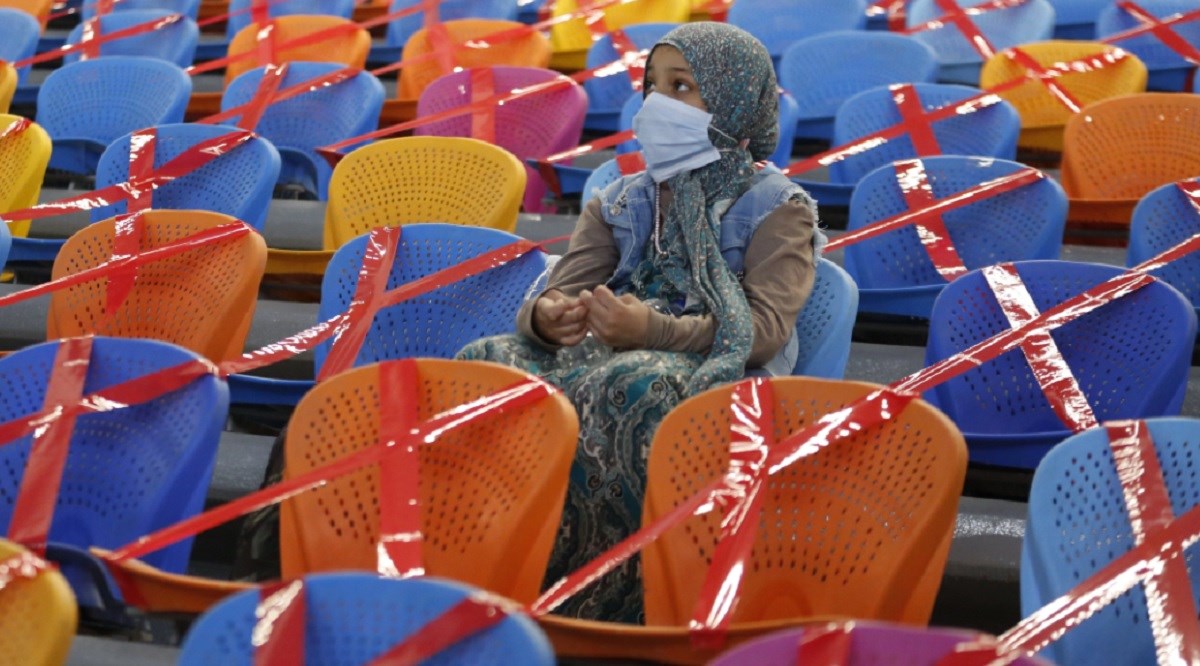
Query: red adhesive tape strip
xmin=254 ymin=580 xmax=306 ymax=666
xmin=607 ymin=28 xmax=645 ymax=90
xmin=891 ymin=84 xmax=941 ymax=156
xmin=13 ymin=13 xmax=186 ymax=69
xmin=200 ymin=66 xmax=362 ymax=127
xmin=1113 ymin=2 xmax=1200 ymax=65
xmin=893 ymin=159 xmax=969 ymax=279
xmin=1178 ymin=179 xmax=1200 ymax=217
xmin=103 ymin=212 xmax=148 ymax=325
xmin=375 ymin=359 xmax=424 ymax=578
xmin=469 ymin=67 xmax=497 ymax=144
xmin=365 ymin=592 xmax=520 ymax=665
xmin=237 ymin=63 xmax=290 ymax=131
xmin=1102 ymin=5 xmax=1200 ymax=53
xmin=795 ymin=623 xmax=855 ymax=663
xmin=535 ymin=129 xmax=636 ymax=196
xmin=1002 ymin=47 xmax=1085 ymax=114
xmin=0 ymin=118 xmax=31 ymax=142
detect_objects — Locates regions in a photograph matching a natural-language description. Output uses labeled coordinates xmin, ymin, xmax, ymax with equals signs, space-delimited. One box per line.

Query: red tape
xmin=237 ymin=63 xmax=290 ymax=132
xmin=866 ymin=0 xmax=908 ymax=31
xmin=469 ymin=68 xmax=497 ymax=144
xmin=1002 ymin=46 xmax=1085 ymax=114
xmin=607 ymin=28 xmax=645 ymax=91
xmin=375 ymin=360 xmax=423 ymax=578
xmin=904 ymin=0 xmax=1031 ymax=61
xmin=891 ymin=84 xmax=941 ymax=156
xmin=13 ymin=13 xmax=187 ymax=70
xmin=795 ymin=623 xmax=854 ymax=662
xmin=1103 ymin=4 xmax=1200 ymax=66
xmin=893 ymin=159 xmax=969 ymax=279
xmin=200 ymin=66 xmax=362 ymax=127
xmin=365 ymin=592 xmax=519 ymax=665
xmin=254 ymin=580 xmax=306 ymax=666
xmin=535 ymin=129 xmax=636 ymax=196
xmin=0 ymin=118 xmax=30 ymax=142
xmin=1178 ymin=179 xmax=1200 ymax=217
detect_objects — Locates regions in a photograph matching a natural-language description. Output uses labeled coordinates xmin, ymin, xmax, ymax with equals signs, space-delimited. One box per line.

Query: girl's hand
xmin=579 ymin=285 xmax=650 ymax=349
xmin=533 ymin=290 xmax=589 ymax=346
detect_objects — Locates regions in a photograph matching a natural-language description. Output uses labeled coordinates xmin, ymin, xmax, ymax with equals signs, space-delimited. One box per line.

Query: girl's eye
xmin=675 ymin=81 xmax=693 ymax=92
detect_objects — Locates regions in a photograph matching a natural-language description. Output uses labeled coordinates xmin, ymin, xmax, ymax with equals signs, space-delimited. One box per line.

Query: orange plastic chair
xmin=1060 ymin=92 xmax=1200 ymax=241
xmin=0 ymin=63 xmax=14 ymax=114
xmin=0 ymin=0 xmax=54 ymax=25
xmin=548 ymin=0 xmax=689 ymax=70
xmin=0 ymin=539 xmax=77 ymax=666
xmin=0 ymin=114 xmax=51 ymax=244
xmin=47 ymin=210 xmax=267 ymax=362
xmin=542 ymin=377 xmax=968 ymax=665
xmin=225 ymin=15 xmax=371 ymax=85
xmin=979 ymin=40 xmax=1147 ymax=153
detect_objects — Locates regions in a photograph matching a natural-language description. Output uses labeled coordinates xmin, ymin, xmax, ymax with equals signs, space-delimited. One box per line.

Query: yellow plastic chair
xmin=548 ymin=0 xmax=690 ymax=70
xmin=542 ymin=377 xmax=968 ymax=665
xmin=0 ymin=114 xmax=51 ymax=245
xmin=0 ymin=539 xmax=77 ymax=666
xmin=0 ymin=63 xmax=14 ymax=115
xmin=267 ymin=136 xmax=526 ymax=276
xmin=979 ymin=40 xmax=1147 ymax=153
xmin=0 ymin=0 xmax=54 ymax=25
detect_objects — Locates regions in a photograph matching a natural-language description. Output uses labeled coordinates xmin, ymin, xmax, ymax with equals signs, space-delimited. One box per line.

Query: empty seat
xmin=0 ymin=539 xmax=77 ymax=666
xmin=0 ymin=8 xmax=39 ymax=87
xmin=63 ymin=10 xmax=200 ymax=67
xmin=1096 ymin=0 xmax=1200 ymax=91
xmin=546 ymin=0 xmax=689 ymax=70
xmin=225 ymin=14 xmax=370 ymax=85
xmin=225 ymin=0 xmax=355 ymax=37
xmin=396 ymin=18 xmax=551 ymax=103
xmin=1126 ymin=177 xmax=1200 ymax=316
xmin=80 ymin=0 xmax=200 ymax=19
xmin=906 ymin=0 xmax=1056 ymax=84
xmin=1046 ymin=0 xmax=1108 ymax=38
xmin=0 ymin=115 xmax=51 ymax=259
xmin=385 ymin=0 xmax=520 ymax=59
xmin=728 ymin=0 xmax=868 ymax=67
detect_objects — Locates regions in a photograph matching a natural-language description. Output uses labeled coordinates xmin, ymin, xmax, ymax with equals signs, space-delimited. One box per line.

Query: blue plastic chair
xmin=727 ymin=0 xmax=868 ymax=68
xmin=924 ymin=260 xmax=1197 ymax=469
xmin=36 ymin=57 xmax=192 ymax=176
xmin=229 ymin=223 xmax=549 ymax=405
xmin=222 ymin=63 xmax=384 ymax=200
xmin=1127 ymin=177 xmax=1200 ymax=318
xmin=845 ymin=156 xmax=1065 ymax=318
xmin=1097 ymin=0 xmax=1200 ymax=91
xmin=1047 ymin=0 xmax=1107 ymax=38
xmin=906 ymin=0 xmax=1055 ymax=84
xmin=226 ymin=0 xmax=356 ymax=37
xmin=778 ymin=31 xmax=939 ymax=142
xmin=580 ymin=156 xmax=624 ymax=202
xmin=581 ymin=22 xmax=677 ymax=132
xmin=80 ymin=0 xmax=200 ymax=19
xmin=1023 ymin=417 xmax=1200 ymax=666
xmin=0 ymin=336 xmax=227 ymax=610
xmin=178 ymin=574 xmax=555 ymax=665
xmin=0 ymin=9 xmax=40 ymax=87
xmin=793 ymin=258 xmax=858 ymax=379
xmin=63 ymin=10 xmax=199 ymax=67
xmin=382 ymin=0 xmax=520 ymax=64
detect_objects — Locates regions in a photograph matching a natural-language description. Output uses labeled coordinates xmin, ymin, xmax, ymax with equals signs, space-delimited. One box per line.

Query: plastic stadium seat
xmin=0 ymin=63 xmax=13 ymax=115
xmin=1046 ymin=0 xmax=1107 ymax=38
xmin=225 ymin=15 xmax=370 ymax=85
xmin=36 ymin=57 xmax=192 ymax=175
xmin=0 ymin=539 xmax=77 ymax=666
xmin=221 ymin=62 xmax=384 ymax=200
xmin=582 ymin=22 xmax=676 ymax=132
xmin=385 ymin=0 xmax=520 ymax=62
xmin=0 ymin=0 xmax=54 ymax=24
xmin=728 ymin=0 xmax=868 ymax=67
xmin=0 ymin=115 xmax=51 ymax=258
xmin=794 ymin=258 xmax=858 ymax=379
xmin=179 ymin=574 xmax=554 ymax=665
xmin=48 ymin=210 xmax=267 ymax=363
xmin=0 ymin=8 xmax=39 ymax=87
xmin=845 ymin=156 xmax=1066 ymax=318
xmin=415 ymin=66 xmax=586 ymax=212
xmin=225 ymin=0 xmax=354 ymax=37
xmin=779 ymin=31 xmax=940 ymax=142
xmin=1060 ymin=93 xmax=1200 ymax=238
xmin=907 ymin=0 xmax=1055 ymax=84
xmin=1022 ymin=418 xmax=1200 ymax=666
xmin=580 ymin=156 xmax=623 ymax=202
xmin=979 ymin=41 xmax=1148 ymax=153
xmin=1127 ymin=178 xmax=1200 ymax=316
xmin=1096 ymin=0 xmax=1200 ymax=92
xmin=63 ymin=10 xmax=200 ymax=67
xmin=80 ymin=0 xmax=200 ymax=19
xmin=546 ymin=0 xmax=689 ymax=71
xmin=396 ymin=19 xmax=551 ymax=103
xmin=924 ymin=260 xmax=1198 ymax=469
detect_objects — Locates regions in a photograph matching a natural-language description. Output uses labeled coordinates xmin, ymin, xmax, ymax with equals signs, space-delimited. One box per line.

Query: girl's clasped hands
xmin=532 ymin=287 xmax=650 ymax=349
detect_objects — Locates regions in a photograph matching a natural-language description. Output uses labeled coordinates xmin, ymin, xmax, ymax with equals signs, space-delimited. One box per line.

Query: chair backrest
xmin=1047 ymin=0 xmax=1107 ymax=35
xmin=1096 ymin=0 xmax=1200 ymax=76
xmin=641 ymin=376 xmax=967 ymax=625
xmin=580 ymin=157 xmax=624 ymax=201
xmin=386 ymin=0 xmax=520 ymax=50
xmin=830 ymin=82 xmax=1020 ymax=184
xmin=178 ymin=574 xmax=554 ymax=665
xmin=793 ymin=258 xmax=858 ymax=379
xmin=547 ymin=0 xmax=689 ymax=55
xmin=36 ymin=56 xmax=192 ymax=174
xmin=0 ymin=539 xmax=77 ymax=666
xmin=324 ymin=136 xmax=526 ymax=248
xmin=278 ymin=359 xmax=578 ymax=605
xmin=221 ymin=62 xmax=384 ymax=199
xmin=315 ymin=223 xmax=549 ymax=370
xmin=63 ymin=10 xmax=200 ymax=67
xmin=845 ymin=156 xmax=1066 ymax=290
xmin=1061 ymin=92 xmax=1200 ymax=200
xmin=81 ymin=0 xmax=200 ymax=19
xmin=582 ymin=22 xmax=676 ymax=117
xmin=0 ymin=8 xmax=39 ymax=86
xmin=225 ymin=15 xmax=370 ymax=85
xmin=0 ymin=0 xmax=53 ymax=24
xmin=779 ymin=31 xmax=939 ymax=124
xmin=728 ymin=0 xmax=867 ymax=61
xmin=0 ymin=336 xmax=228 ymax=573
xmin=91 ymin=122 xmax=281 ymax=230
xmin=415 ymin=66 xmax=586 ymax=212
xmin=0 ymin=63 xmax=13 ymax=116
xmin=924 ymin=260 xmax=1198 ymax=436
xmin=48 ymin=210 xmax=268 ymax=363
xmin=1023 ymin=417 xmax=1200 ymax=666
xmin=1127 ymin=178 xmax=1200 ymax=313
xmin=226 ymin=0 xmax=355 ymax=37
xmin=0 ymin=114 xmax=52 ymax=242
xmin=397 ymin=19 xmax=550 ymax=101
xmin=907 ymin=0 xmax=1055 ymax=66
xmin=979 ymin=40 xmax=1148 ymax=132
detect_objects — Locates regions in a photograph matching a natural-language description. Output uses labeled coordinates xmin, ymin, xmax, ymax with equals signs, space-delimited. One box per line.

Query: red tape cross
xmin=905 ymin=0 xmax=1033 ymax=60
xmin=1002 ymin=46 xmax=1086 ymax=114
xmin=236 ymin=63 xmax=290 ymax=132
xmin=893 ymin=159 xmax=969 ymax=279
xmin=607 ymin=28 xmax=645 ymax=90
xmin=1104 ymin=3 xmax=1200 ymax=66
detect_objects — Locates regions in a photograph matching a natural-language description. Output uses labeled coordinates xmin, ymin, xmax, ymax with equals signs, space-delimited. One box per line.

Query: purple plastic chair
xmin=415 ymin=65 xmax=587 ymax=213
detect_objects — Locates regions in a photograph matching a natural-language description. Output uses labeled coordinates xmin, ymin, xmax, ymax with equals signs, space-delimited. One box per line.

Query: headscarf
xmin=636 ymin=22 xmax=780 ymax=394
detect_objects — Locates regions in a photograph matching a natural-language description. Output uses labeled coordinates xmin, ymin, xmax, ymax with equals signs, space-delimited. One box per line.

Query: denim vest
xmin=596 ymin=166 xmax=821 ymax=376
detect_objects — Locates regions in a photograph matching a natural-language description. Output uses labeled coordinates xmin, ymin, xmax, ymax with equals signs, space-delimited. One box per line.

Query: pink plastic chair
xmin=414 ymin=66 xmax=587 ymax=213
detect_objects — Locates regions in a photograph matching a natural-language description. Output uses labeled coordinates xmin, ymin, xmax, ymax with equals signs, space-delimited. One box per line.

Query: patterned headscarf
xmin=637 ymin=22 xmax=780 ymax=394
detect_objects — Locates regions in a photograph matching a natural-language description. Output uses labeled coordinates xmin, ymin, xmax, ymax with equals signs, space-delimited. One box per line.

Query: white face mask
xmin=631 ymin=92 xmax=722 ymax=183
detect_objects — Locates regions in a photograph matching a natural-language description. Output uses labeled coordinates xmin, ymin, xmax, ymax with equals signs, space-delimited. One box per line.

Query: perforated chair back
xmin=0 ymin=8 xmax=39 ymax=86
xmin=779 ymin=31 xmax=939 ymax=141
xmin=315 ymin=224 xmax=548 ymax=370
xmin=226 ymin=0 xmax=354 ymax=37
xmin=0 ymin=63 xmax=13 ymax=115
xmin=91 ymin=123 xmax=281 ymax=230
xmin=225 ymin=15 xmax=370 ymax=85
xmin=728 ymin=0 xmax=867 ymax=63
xmin=1047 ymin=0 xmax=1107 ymax=38
xmin=1096 ymin=0 xmax=1200 ymax=91
xmin=1128 ymin=178 xmax=1200 ymax=316
xmin=582 ymin=22 xmax=676 ymax=129
xmin=397 ymin=19 xmax=551 ymax=101
xmin=415 ymin=66 xmax=586 ymax=212
xmin=80 ymin=0 xmax=199 ymax=19
xmin=924 ymin=260 xmax=1197 ymax=467
xmin=0 ymin=114 xmax=51 ymax=245
xmin=0 ymin=336 xmax=228 ymax=573
xmin=222 ymin=62 xmax=384 ymax=200
xmin=178 ymin=574 xmax=554 ymax=665
xmin=386 ymin=0 xmax=520 ymax=51
xmin=1023 ymin=418 xmax=1200 ymax=666
xmin=63 ymin=10 xmax=200 ymax=67
xmin=279 ymin=359 xmax=578 ymax=604
xmin=0 ymin=539 xmax=77 ymax=666
xmin=580 ymin=157 xmax=624 ymax=201
xmin=830 ymin=82 xmax=1020 ymax=185
xmin=37 ymin=57 xmax=192 ymax=175
xmin=845 ymin=156 xmax=1066 ymax=317
xmin=48 ymin=210 xmax=267 ymax=362
xmin=547 ymin=0 xmax=689 ymax=58
xmin=642 ymin=377 xmax=967 ymax=626
xmin=907 ymin=0 xmax=1055 ymax=82
xmin=793 ymin=259 xmax=858 ymax=379
xmin=324 ymin=136 xmax=526 ymax=248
